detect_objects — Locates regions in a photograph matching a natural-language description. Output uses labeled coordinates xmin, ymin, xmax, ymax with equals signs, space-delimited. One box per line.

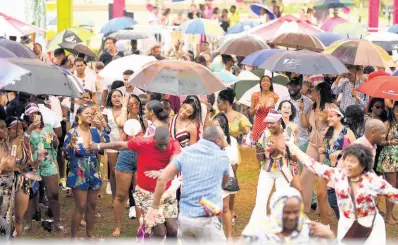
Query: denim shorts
xmin=115 ymin=150 xmax=137 ymax=174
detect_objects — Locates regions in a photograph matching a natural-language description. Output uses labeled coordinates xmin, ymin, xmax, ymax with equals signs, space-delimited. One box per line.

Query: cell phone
xmin=34 ymin=115 xmax=41 ymax=122
xmin=11 ymin=145 xmax=17 ymax=156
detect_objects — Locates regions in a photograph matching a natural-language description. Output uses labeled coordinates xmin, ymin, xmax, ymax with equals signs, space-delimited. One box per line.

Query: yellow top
xmin=230 ymin=12 xmax=241 ymax=28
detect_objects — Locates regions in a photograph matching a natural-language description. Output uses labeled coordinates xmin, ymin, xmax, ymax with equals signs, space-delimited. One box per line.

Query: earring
xmin=78 ymin=118 xmax=82 ymax=125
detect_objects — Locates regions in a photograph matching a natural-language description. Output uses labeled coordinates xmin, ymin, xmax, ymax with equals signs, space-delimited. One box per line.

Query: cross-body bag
xmin=342 ymin=180 xmax=376 ymax=242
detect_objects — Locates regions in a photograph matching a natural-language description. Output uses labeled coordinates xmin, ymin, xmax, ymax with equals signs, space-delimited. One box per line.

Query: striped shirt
xmin=173 ymin=139 xmax=230 ymax=218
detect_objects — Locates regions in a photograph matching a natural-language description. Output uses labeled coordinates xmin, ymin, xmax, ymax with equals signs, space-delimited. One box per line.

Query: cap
xmin=288 ymin=77 xmax=302 ymax=86
xmin=264 ymin=109 xmax=282 ymax=123
xmin=24 ymin=103 xmax=40 ymax=116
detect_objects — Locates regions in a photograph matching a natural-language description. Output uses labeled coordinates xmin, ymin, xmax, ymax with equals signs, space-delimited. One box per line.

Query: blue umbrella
xmin=227 ymin=21 xmax=261 ymax=34
xmin=250 ymin=3 xmax=275 ymax=20
xmin=388 ymin=24 xmax=398 ymax=34
xmin=393 ymin=70 xmax=398 ymax=76
xmin=100 ymin=17 xmax=137 ymax=35
xmin=312 ymin=32 xmax=346 ymax=46
xmin=242 ymin=49 xmax=287 ymax=67
xmin=0 ymin=58 xmax=31 ymax=86
xmin=214 ymin=72 xmax=238 ymax=83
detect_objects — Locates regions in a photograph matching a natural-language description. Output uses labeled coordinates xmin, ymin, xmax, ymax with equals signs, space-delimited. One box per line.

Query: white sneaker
xmin=106 ymin=182 xmax=112 ymax=195
xmin=129 ymin=206 xmax=136 ymax=219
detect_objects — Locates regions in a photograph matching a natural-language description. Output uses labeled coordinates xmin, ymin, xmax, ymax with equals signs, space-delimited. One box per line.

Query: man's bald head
xmin=365 ymin=119 xmax=386 ymax=145
xmin=154 ymin=126 xmax=170 ymax=152
xmin=203 ymin=126 xmax=226 ymax=149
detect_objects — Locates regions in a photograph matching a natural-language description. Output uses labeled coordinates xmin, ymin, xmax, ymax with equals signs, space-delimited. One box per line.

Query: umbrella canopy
xmin=388 ymin=24 xmax=398 ymax=34
xmin=47 ymin=28 xmax=95 ymax=52
xmin=312 ymin=32 xmax=345 ymax=46
xmin=214 ymin=72 xmax=238 ymax=83
xmin=364 ymin=32 xmax=398 ymax=53
xmin=216 ymin=35 xmax=270 ymax=56
xmin=108 ymin=30 xmax=150 ymax=40
xmin=48 ymin=15 xmax=94 ymax=27
xmin=324 ymin=40 xmax=395 ymax=67
xmin=242 ymin=49 xmax=287 ymax=67
xmin=259 ymin=50 xmax=348 ymax=75
xmin=128 ymin=60 xmax=227 ymax=96
xmin=332 ymin=22 xmax=365 ymax=39
xmin=0 ymin=46 xmax=17 ymax=58
xmin=320 ymin=17 xmax=348 ymax=32
xmin=249 ymin=14 xmax=323 ymax=41
xmin=99 ymin=55 xmax=157 ymax=87
xmin=0 ymin=38 xmax=37 ymax=59
xmin=59 ymin=42 xmax=96 ymax=58
xmin=314 ymin=0 xmax=355 ymax=9
xmin=270 ymin=33 xmax=325 ymax=52
xmin=3 ymin=58 xmax=81 ymax=97
xmin=0 ymin=58 xmax=31 ymax=86
xmin=177 ymin=18 xmax=225 ymax=36
xmin=227 ymin=21 xmax=261 ymax=35
xmin=357 ymin=76 xmax=398 ymax=100
xmin=250 ymin=4 xmax=276 ymax=20
xmin=239 ymin=83 xmax=289 ymax=107
xmin=100 ymin=17 xmax=137 ymax=35
xmin=0 ymin=12 xmax=45 ymax=36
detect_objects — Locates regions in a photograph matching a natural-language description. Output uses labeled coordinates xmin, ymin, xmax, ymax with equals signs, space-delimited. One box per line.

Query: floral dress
xmin=228 ymin=112 xmax=252 ymax=141
xmin=64 ymin=127 xmax=110 ymax=190
xmin=30 ymin=125 xmax=58 ymax=177
xmin=323 ymin=127 xmax=351 ymax=167
xmin=377 ymin=123 xmax=398 ymax=173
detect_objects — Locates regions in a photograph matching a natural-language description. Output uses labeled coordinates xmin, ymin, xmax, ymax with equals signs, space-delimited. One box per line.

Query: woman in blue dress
xmin=63 ymin=105 xmax=110 ymax=239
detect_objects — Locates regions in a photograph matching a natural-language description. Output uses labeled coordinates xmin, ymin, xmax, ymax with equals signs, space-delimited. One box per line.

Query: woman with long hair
xmin=251 ymin=75 xmax=279 ymax=142
xmin=344 ymin=105 xmax=365 ymax=139
xmin=211 ymin=7 xmax=220 ymax=21
xmin=300 ymin=82 xmax=334 ymax=221
xmin=23 ymin=103 xmax=64 ymax=232
xmin=64 ymin=105 xmax=110 ymax=239
xmin=170 ymin=98 xmax=200 ymax=147
xmin=377 ymin=101 xmax=398 ymax=224
xmin=143 ymin=100 xmax=169 ymax=137
xmin=220 ymin=9 xmax=229 ymax=32
xmin=212 ymin=113 xmax=239 ymax=239
xmin=103 ymin=89 xmax=129 ymax=199
xmin=366 ymin=98 xmax=388 ymax=122
xmin=319 ymin=106 xmax=356 ymax=221
xmin=112 ymin=95 xmax=147 ymax=236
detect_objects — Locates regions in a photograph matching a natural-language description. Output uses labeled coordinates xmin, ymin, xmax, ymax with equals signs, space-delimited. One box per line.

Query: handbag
xmin=224 ymin=177 xmax=240 ymax=192
xmin=342 ymin=180 xmax=376 ymax=242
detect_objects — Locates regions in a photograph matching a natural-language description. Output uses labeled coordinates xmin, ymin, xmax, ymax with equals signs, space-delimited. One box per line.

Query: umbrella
xmin=0 ymin=12 xmax=45 ymax=36
xmin=99 ymin=55 xmax=157 ymax=87
xmin=357 ymin=76 xmax=398 ymax=101
xmin=3 ymin=58 xmax=81 ymax=97
xmin=332 ymin=22 xmax=365 ymax=39
xmin=227 ymin=21 xmax=261 ymax=35
xmin=48 ymin=15 xmax=94 ymax=27
xmin=312 ymin=32 xmax=345 ymax=46
xmin=108 ymin=30 xmax=150 ymax=40
xmin=128 ymin=60 xmax=227 ymax=96
xmin=0 ymin=46 xmax=17 ymax=58
xmin=364 ymin=32 xmax=398 ymax=53
xmin=320 ymin=17 xmax=348 ymax=32
xmin=239 ymin=83 xmax=289 ymax=107
xmin=47 ymin=28 xmax=95 ymax=52
xmin=214 ymin=72 xmax=238 ymax=83
xmin=259 ymin=50 xmax=348 ymax=75
xmin=216 ymin=35 xmax=270 ymax=56
xmin=0 ymin=58 xmax=31 ymax=86
xmin=388 ymin=24 xmax=398 ymax=34
xmin=242 ymin=49 xmax=287 ymax=67
xmin=100 ymin=17 xmax=137 ymax=35
xmin=324 ymin=40 xmax=395 ymax=67
xmin=270 ymin=33 xmax=325 ymax=52
xmin=0 ymin=38 xmax=37 ymax=59
xmin=177 ymin=18 xmax=225 ymax=36
xmin=314 ymin=0 xmax=355 ymax=9
xmin=249 ymin=14 xmax=323 ymax=41
xmin=250 ymin=3 xmax=276 ymax=20
xmin=59 ymin=42 xmax=96 ymax=58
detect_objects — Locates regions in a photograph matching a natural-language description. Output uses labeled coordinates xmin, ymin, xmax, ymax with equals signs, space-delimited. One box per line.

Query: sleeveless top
xmin=103 ymin=108 xmax=125 ymax=142
xmin=170 ymin=115 xmax=191 ymax=148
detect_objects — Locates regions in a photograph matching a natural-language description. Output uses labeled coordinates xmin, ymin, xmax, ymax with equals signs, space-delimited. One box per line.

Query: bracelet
xmin=97 ymin=143 xmax=101 ymax=150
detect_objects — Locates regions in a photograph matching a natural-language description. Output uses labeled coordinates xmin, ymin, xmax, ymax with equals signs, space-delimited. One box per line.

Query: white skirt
xmin=337 ymin=212 xmax=386 ymax=245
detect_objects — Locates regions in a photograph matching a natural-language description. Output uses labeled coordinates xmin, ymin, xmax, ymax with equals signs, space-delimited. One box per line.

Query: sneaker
xmin=106 ymin=182 xmax=112 ymax=195
xmin=59 ymin=178 xmax=68 ymax=190
xmin=129 ymin=206 xmax=136 ymax=219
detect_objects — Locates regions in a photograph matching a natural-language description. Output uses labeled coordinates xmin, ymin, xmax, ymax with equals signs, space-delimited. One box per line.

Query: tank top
xmin=170 ymin=115 xmax=191 ymax=148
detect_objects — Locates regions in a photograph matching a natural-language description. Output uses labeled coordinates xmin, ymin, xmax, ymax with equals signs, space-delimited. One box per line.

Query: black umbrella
xmin=59 ymin=42 xmax=96 ymax=58
xmin=3 ymin=58 xmax=81 ymax=97
xmin=108 ymin=30 xmax=150 ymax=40
xmin=0 ymin=46 xmax=17 ymax=58
xmin=0 ymin=38 xmax=37 ymax=59
xmin=62 ymin=30 xmax=83 ymax=43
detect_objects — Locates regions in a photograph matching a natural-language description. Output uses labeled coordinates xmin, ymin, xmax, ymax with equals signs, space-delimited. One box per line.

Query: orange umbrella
xmin=270 ymin=33 xmax=325 ymax=52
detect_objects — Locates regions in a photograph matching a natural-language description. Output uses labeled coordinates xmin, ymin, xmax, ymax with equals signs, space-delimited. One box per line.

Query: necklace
xmin=349 ymin=176 xmax=361 ymax=182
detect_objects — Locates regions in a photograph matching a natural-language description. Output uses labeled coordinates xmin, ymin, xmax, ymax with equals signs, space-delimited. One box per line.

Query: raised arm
xmin=90 ymin=141 xmax=129 ymax=152
xmin=378 ymin=178 xmax=398 ymax=204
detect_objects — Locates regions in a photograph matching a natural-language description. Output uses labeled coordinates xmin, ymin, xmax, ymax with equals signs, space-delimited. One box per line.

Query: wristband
xmin=97 ymin=143 xmax=101 ymax=150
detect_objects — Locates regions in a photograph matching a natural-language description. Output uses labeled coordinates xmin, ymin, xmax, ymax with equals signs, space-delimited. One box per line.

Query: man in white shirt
xmin=118 ymin=69 xmax=145 ymax=97
xmin=74 ymin=58 xmax=98 ymax=103
xmin=148 ymin=6 xmax=160 ymax=25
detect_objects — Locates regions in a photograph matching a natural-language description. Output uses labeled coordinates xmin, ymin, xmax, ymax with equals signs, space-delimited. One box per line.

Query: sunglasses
xmin=374 ymin=105 xmax=382 ymax=110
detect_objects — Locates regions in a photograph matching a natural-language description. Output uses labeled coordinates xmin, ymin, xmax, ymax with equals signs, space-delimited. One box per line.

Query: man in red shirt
xmin=90 ymin=126 xmax=181 ymax=238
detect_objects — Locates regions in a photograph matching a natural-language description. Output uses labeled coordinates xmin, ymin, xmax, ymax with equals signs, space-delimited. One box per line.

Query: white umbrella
xmin=99 ymin=55 xmax=157 ymax=87
xmin=364 ymin=32 xmax=398 ymax=53
xmin=0 ymin=12 xmax=45 ymax=36
xmin=238 ymin=83 xmax=289 ymax=107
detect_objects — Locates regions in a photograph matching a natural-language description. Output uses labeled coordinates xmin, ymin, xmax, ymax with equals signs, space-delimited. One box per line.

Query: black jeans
xmin=328 ymin=188 xmax=340 ymax=220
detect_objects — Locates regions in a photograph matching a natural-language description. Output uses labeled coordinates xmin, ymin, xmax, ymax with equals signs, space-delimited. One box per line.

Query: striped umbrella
xmin=177 ymin=18 xmax=224 ymax=36
xmin=324 ymin=40 xmax=395 ymax=67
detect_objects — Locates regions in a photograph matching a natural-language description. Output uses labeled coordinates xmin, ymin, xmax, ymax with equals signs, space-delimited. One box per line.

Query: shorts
xmin=134 ymin=186 xmax=178 ymax=226
xmin=115 ymin=150 xmax=137 ymax=174
xmin=67 ymin=158 xmax=102 ymax=191
xmin=16 ymin=173 xmax=30 ymax=195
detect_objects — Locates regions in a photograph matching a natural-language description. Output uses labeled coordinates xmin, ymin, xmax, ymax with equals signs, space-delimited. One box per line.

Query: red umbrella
xmin=357 ymin=76 xmax=398 ymax=100
xmin=249 ymin=14 xmax=323 ymax=41
xmin=0 ymin=12 xmax=45 ymax=36
xmin=320 ymin=17 xmax=348 ymax=32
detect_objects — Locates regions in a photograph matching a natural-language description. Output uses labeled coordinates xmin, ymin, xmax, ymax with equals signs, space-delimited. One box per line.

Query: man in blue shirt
xmin=145 ymin=126 xmax=230 ymax=243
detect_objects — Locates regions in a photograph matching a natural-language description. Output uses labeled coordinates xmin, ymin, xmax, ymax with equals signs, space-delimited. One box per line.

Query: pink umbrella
xmin=320 ymin=17 xmax=348 ymax=32
xmin=0 ymin=12 xmax=45 ymax=36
